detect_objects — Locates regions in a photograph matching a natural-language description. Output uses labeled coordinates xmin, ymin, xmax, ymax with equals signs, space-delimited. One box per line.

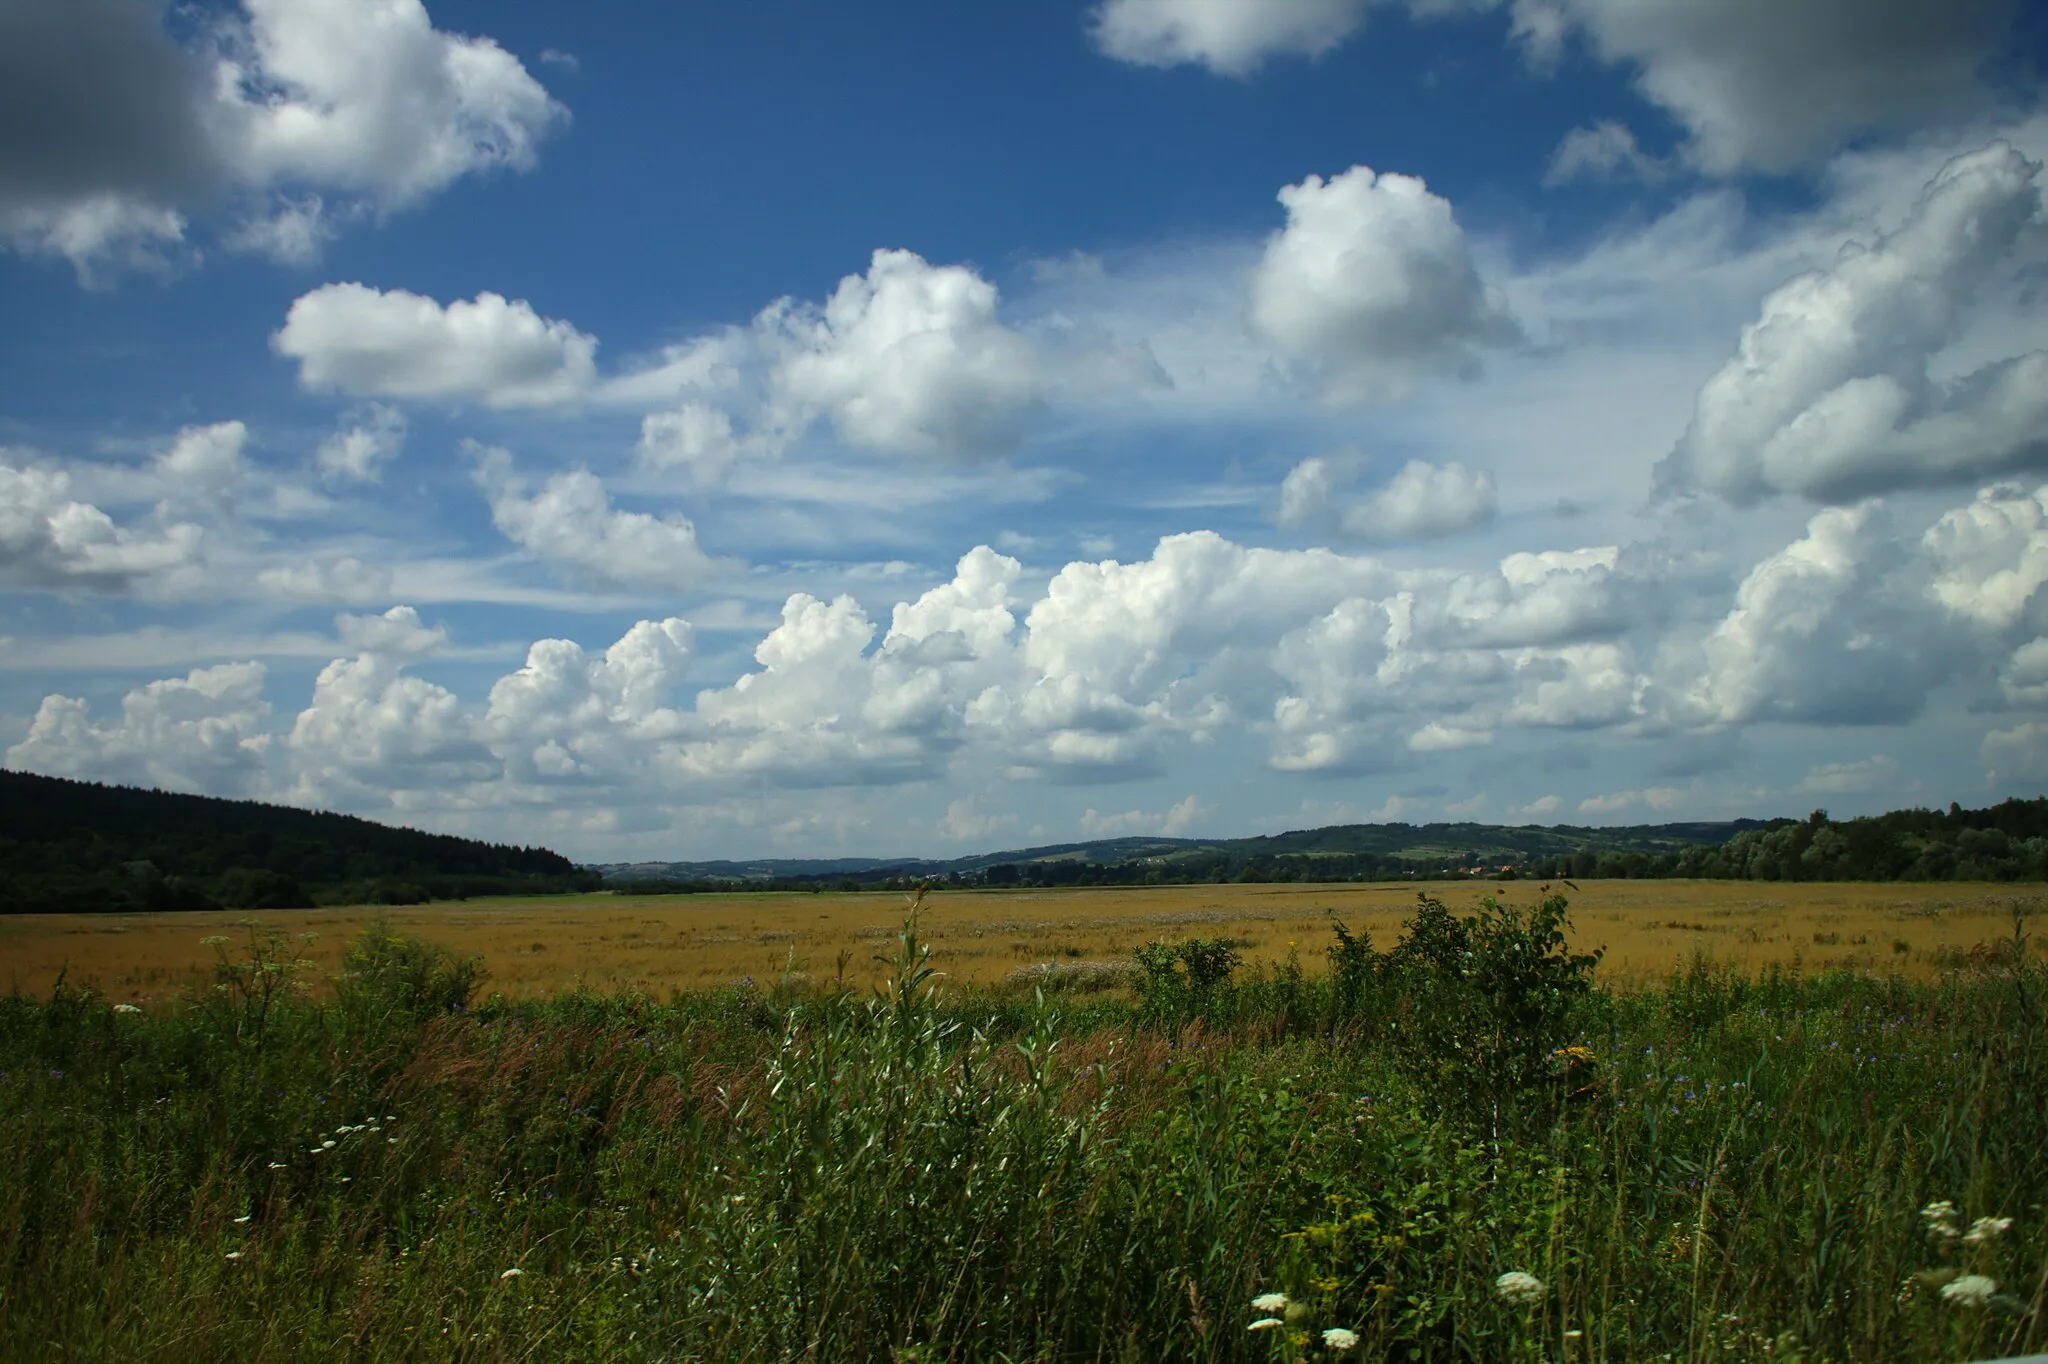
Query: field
xmin=4 ymin=882 xmax=2045 ymax=1360
xmin=3 ymin=878 xmax=2041 ymax=1003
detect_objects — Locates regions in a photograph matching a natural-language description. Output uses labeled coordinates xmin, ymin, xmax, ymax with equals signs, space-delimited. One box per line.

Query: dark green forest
xmin=0 ymin=771 xmax=597 ymax=913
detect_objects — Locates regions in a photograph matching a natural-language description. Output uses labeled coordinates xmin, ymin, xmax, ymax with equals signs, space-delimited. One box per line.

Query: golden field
xmin=2 ymin=878 xmax=2042 ymax=1004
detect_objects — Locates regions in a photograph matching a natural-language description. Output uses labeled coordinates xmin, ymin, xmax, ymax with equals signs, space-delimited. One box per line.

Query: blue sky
xmin=3 ymin=0 xmax=2046 ymax=860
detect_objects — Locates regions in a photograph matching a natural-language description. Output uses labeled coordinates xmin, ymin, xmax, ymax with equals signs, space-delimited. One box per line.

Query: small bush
xmin=334 ymin=920 xmax=481 ymax=1024
xmin=1133 ymin=936 xmax=1241 ymax=1017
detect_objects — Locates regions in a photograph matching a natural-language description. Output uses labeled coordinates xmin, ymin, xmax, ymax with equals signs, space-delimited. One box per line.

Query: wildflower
xmin=1963 ymin=1216 xmax=2014 ymax=1245
xmin=225 ymin=1252 xmax=243 ymax=1261
xmin=1251 ymin=1292 xmax=1290 ymax=1313
xmin=1495 ymin=1271 xmax=1545 ymax=1305
xmin=500 ymin=1267 xmax=525 ymax=1280
xmin=1248 ymin=1318 xmax=1283 ymax=1332
xmin=114 ymin=1003 xmax=143 ymax=1014
xmin=233 ymin=1215 xmax=250 ymax=1224
xmin=201 ymin=935 xmax=231 ymax=947
xmin=1322 ymin=1327 xmax=1360 ymax=1350
xmin=1920 ymin=1199 xmax=1956 ymax=1224
xmin=1564 ymin=1329 xmax=1584 ymax=1340
xmin=1940 ymin=1274 xmax=1997 ymax=1308
xmin=321 ymin=1139 xmax=336 ymax=1148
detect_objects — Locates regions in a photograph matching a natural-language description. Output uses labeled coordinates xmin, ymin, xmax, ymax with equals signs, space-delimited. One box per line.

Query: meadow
xmin=2 ymin=885 xmax=2044 ymax=1361
xmin=3 ymin=878 xmax=2041 ymax=1003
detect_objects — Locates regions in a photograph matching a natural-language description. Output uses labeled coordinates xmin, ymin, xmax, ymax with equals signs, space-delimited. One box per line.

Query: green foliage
xmin=1134 ymin=935 xmax=1243 ymax=1018
xmin=1 ymin=899 xmax=2044 ymax=1361
xmin=334 ymin=920 xmax=482 ymax=1026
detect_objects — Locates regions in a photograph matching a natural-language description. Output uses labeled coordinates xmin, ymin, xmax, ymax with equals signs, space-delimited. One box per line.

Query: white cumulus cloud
xmin=0 ymin=458 xmax=205 ymax=592
xmin=1659 ymin=143 xmax=2047 ymax=503
xmin=2 ymin=0 xmax=565 ymax=280
xmin=275 ymin=283 xmax=599 ymax=408
xmin=5 ymin=661 xmax=273 ymax=794
xmin=1250 ymin=165 xmax=1517 ymax=402
xmin=476 ymin=447 xmax=716 ymax=591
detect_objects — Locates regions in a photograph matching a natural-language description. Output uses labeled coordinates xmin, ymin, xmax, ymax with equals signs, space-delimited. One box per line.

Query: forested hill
xmin=0 ymin=771 xmax=598 ymax=913
xmin=601 ymin=800 xmax=2048 ymax=891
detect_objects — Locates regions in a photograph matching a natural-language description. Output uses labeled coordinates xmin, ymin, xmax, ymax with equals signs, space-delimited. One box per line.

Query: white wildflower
xmin=201 ymin=936 xmax=231 ymax=947
xmin=1495 ymin=1271 xmax=1545 ymax=1304
xmin=1323 ymin=1326 xmax=1360 ymax=1349
xmin=1963 ymin=1216 xmax=2014 ymax=1245
xmin=1941 ymin=1274 xmax=1997 ymax=1308
xmin=1921 ymin=1200 xmax=1956 ymax=1225
xmin=500 ymin=1267 xmax=525 ymax=1280
xmin=1248 ymin=1317 xmax=1284 ymax=1331
xmin=224 ymin=1251 xmax=243 ymax=1260
xmin=1251 ymin=1292 xmax=1290 ymax=1312
xmin=114 ymin=1003 xmax=142 ymax=1014
xmin=233 ymin=1215 xmax=250 ymax=1224
xmin=321 ymin=1139 xmax=336 ymax=1148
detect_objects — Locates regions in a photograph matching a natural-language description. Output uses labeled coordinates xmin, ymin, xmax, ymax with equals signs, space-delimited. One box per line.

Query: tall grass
xmin=1 ymin=898 xmax=2043 ymax=1361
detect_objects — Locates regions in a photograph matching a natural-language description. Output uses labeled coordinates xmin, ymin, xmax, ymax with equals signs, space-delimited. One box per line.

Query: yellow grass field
xmin=3 ymin=878 xmax=2043 ymax=1004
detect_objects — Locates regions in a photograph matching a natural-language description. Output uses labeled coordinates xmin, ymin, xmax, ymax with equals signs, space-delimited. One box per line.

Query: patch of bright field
xmin=1 ymin=879 xmax=2039 ymax=1003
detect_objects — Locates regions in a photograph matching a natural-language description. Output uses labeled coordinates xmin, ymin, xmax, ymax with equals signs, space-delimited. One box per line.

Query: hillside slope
xmin=0 ymin=771 xmax=597 ymax=912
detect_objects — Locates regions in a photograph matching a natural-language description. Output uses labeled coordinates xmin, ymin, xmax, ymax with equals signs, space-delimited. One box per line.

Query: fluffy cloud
xmin=1660 ymin=144 xmax=2046 ymax=503
xmin=5 ymin=662 xmax=273 ymax=794
xmin=317 ymin=405 xmax=407 ymax=482
xmin=476 ymin=448 xmax=716 ymax=591
xmin=285 ymin=651 xmax=487 ymax=804
xmin=0 ymin=0 xmax=212 ymax=281
xmin=2 ymin=0 xmax=564 ymax=280
xmin=1557 ymin=0 xmax=2022 ymax=176
xmin=156 ymin=420 xmax=249 ymax=494
xmin=629 ymin=249 xmax=1082 ymax=471
xmin=1369 ymin=461 xmax=1498 ymax=540
xmin=1675 ymin=503 xmax=1958 ymax=726
xmin=1280 ymin=456 xmax=1500 ymax=540
xmin=1922 ymin=483 xmax=2048 ymax=630
xmin=484 ymin=618 xmax=693 ymax=787
xmin=1088 ymin=0 xmax=1371 ymax=76
xmin=19 ymin=481 xmax=2048 ymax=833
xmin=1085 ymin=0 xmax=2022 ymax=176
xmin=0 ymin=458 xmax=204 ymax=592
xmin=1250 ymin=166 xmax=1516 ymax=401
xmin=275 ymin=284 xmax=599 ymax=407
xmin=775 ymin=249 xmax=1048 ymax=457
xmin=335 ymin=605 xmax=446 ymax=656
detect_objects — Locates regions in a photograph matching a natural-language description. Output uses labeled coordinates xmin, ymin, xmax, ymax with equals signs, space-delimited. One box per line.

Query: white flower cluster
xmin=1242 ymin=1295 xmax=1358 ymax=1351
xmin=1963 ymin=1216 xmax=2014 ymax=1245
xmin=1941 ymin=1274 xmax=1998 ymax=1308
xmin=1494 ymin=1270 xmax=1546 ymax=1305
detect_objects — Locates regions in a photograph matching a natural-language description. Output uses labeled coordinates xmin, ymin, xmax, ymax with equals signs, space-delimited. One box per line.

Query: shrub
xmin=334 ymin=920 xmax=481 ymax=1025
xmin=1133 ymin=935 xmax=1241 ymax=1018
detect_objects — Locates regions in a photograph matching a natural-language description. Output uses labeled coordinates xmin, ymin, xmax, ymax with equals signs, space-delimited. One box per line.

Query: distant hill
xmin=599 ymin=801 xmax=2048 ymax=890
xmin=0 ymin=771 xmax=598 ymax=913
xmin=594 ymin=818 xmax=1778 ymax=888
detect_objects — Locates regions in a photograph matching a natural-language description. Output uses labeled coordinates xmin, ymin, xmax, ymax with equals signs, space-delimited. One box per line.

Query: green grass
xmin=1 ymin=904 xmax=2043 ymax=1361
